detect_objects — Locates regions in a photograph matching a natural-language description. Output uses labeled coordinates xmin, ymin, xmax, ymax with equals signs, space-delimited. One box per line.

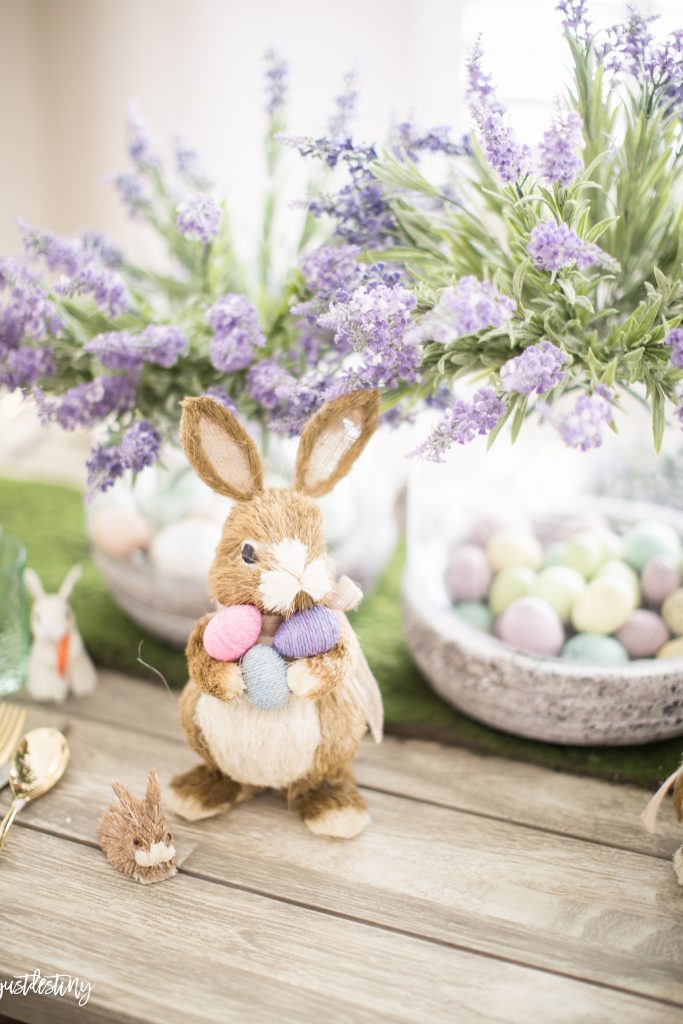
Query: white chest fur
xmin=194 ymin=692 xmax=321 ymax=788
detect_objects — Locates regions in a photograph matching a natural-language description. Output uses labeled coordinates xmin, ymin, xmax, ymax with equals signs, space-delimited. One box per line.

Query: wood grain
xmin=5 ymin=709 xmax=683 ymax=1005
xmin=0 ymin=829 xmax=680 ymax=1024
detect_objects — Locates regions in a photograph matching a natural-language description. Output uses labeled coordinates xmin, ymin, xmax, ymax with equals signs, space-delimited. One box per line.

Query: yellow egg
xmin=489 ymin=567 xmax=536 ymax=616
xmin=597 ymin=560 xmax=640 ymax=610
xmin=571 ymin=576 xmax=634 ymax=635
xmin=657 ymin=637 xmax=683 ymax=660
xmin=662 ymin=588 xmax=683 ymax=636
xmin=486 ymin=529 xmax=542 ymax=572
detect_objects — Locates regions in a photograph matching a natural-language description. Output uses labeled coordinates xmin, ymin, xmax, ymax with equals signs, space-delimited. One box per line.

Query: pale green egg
xmin=489 ymin=567 xmax=536 ymax=616
xmin=561 ymin=633 xmax=629 ymax=665
xmin=622 ymin=520 xmax=681 ymax=572
xmin=561 ymin=531 xmax=605 ymax=579
xmin=542 ymin=543 xmax=565 ymax=568
xmin=532 ymin=566 xmax=585 ymax=622
xmin=455 ymin=601 xmax=493 ymax=633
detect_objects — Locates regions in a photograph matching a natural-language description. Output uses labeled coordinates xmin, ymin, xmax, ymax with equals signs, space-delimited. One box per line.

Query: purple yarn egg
xmin=445 ymin=544 xmax=493 ymax=603
xmin=274 ymin=605 xmax=341 ymax=659
xmin=496 ymin=597 xmax=565 ymax=657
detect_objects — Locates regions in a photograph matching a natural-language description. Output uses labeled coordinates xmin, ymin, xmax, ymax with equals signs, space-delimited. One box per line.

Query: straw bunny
xmin=97 ymin=770 xmax=177 ymax=884
xmin=24 ymin=565 xmax=98 ymax=702
xmin=168 ymin=389 xmax=384 ymax=839
xmin=642 ymin=757 xmax=683 ymax=884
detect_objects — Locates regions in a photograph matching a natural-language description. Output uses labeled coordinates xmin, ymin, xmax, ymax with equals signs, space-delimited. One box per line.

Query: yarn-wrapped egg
xmin=203 ymin=605 xmax=263 ymax=662
xmin=274 ymin=606 xmax=341 ymax=659
xmin=242 ymin=644 xmax=290 ymax=710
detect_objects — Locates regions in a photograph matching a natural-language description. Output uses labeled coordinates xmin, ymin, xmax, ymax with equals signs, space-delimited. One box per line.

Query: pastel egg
xmin=455 ymin=601 xmax=493 ymax=632
xmin=641 ymin=555 xmax=680 ymax=605
xmin=89 ymin=505 xmax=152 ymax=559
xmin=571 ymin=576 xmax=633 ymax=634
xmin=486 ymin=529 xmax=542 ymax=572
xmin=489 ymin=567 xmax=536 ymax=616
xmin=615 ymin=610 xmax=669 ymax=659
xmin=241 ymin=644 xmax=290 ymax=710
xmin=622 ymin=520 xmax=680 ymax=572
xmin=597 ymin=560 xmax=640 ymax=609
xmin=657 ymin=637 xmax=683 ymax=660
xmin=561 ymin=531 xmax=605 ymax=579
xmin=532 ymin=566 xmax=585 ymax=622
xmin=150 ymin=518 xmax=221 ymax=581
xmin=203 ymin=605 xmax=263 ymax=662
xmin=445 ymin=544 xmax=493 ymax=603
xmin=542 ymin=543 xmax=565 ymax=569
xmin=594 ymin=528 xmax=622 ymax=562
xmin=560 ymin=634 xmax=629 ymax=666
xmin=496 ymin=597 xmax=565 ymax=657
xmin=662 ymin=588 xmax=683 ymax=636
xmin=273 ymin=605 xmax=340 ymax=659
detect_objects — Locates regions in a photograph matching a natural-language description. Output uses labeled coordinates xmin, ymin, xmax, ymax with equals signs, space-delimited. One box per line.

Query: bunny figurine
xmin=168 ymin=389 xmax=384 ymax=839
xmin=642 ymin=757 xmax=683 ymax=884
xmin=24 ymin=565 xmax=98 ymax=702
xmin=97 ymin=770 xmax=178 ymax=884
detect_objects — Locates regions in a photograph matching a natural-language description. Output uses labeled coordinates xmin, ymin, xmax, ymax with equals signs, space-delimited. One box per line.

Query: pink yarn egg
xmin=203 ymin=605 xmax=263 ymax=662
xmin=496 ymin=597 xmax=565 ymax=657
xmin=445 ymin=544 xmax=493 ymax=603
xmin=616 ymin=610 xmax=669 ymax=659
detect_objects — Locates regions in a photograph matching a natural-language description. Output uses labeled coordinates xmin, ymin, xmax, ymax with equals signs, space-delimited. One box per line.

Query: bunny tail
xmin=641 ymin=764 xmax=683 ymax=833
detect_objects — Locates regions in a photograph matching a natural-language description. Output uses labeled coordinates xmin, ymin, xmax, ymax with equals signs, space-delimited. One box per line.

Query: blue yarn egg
xmin=241 ymin=644 xmax=290 ymax=711
xmin=273 ymin=606 xmax=341 ymax=659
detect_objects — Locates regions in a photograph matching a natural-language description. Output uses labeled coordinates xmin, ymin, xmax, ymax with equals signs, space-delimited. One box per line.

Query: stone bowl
xmin=403 ymin=498 xmax=683 ymax=746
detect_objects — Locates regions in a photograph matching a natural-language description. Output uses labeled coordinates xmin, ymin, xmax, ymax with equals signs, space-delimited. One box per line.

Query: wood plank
xmin=3 ymin=830 xmax=676 ymax=1024
xmin=17 ymin=672 xmax=682 ymax=859
xmin=6 ymin=712 xmax=683 ymax=1005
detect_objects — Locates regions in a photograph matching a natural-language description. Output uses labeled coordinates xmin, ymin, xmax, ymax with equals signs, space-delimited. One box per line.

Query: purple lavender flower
xmin=173 ymin=135 xmax=212 ymax=190
xmin=0 ymin=347 xmax=55 ymax=389
xmin=35 ymin=374 xmax=138 ymax=430
xmin=19 ymin=222 xmax=83 ymax=276
xmin=246 ymin=359 xmax=294 ymax=410
xmin=298 ymin=245 xmax=361 ymax=299
xmin=328 ymin=68 xmax=358 ymax=138
xmin=56 ymin=265 xmax=130 ymax=317
xmin=556 ymin=1 xmax=592 ymax=43
xmin=85 ymin=325 xmax=188 ymax=370
xmin=411 ymin=387 xmax=506 ymax=461
xmin=466 ymin=43 xmax=531 ymax=182
xmin=207 ymin=295 xmax=266 ymax=373
xmin=266 ymin=372 xmax=329 ymax=436
xmin=109 ymin=172 xmax=152 ymax=219
xmin=204 ymin=386 xmax=238 ymax=412
xmin=0 ymin=259 xmax=62 ymax=346
xmin=126 ymin=102 xmax=160 ymax=171
xmin=318 ymin=282 xmax=416 ymax=354
xmin=500 ymin=340 xmax=568 ymax=395
xmin=549 ymin=388 xmax=613 ymax=451
xmin=538 ymin=109 xmax=583 ymax=187
xmin=665 ymin=327 xmax=683 ymax=369
xmin=176 ymin=193 xmax=221 ymax=244
xmin=392 ymin=121 xmax=468 ymax=160
xmin=264 ymin=49 xmax=288 ymax=115
xmin=528 ymin=221 xmax=603 ymax=272
xmin=599 ymin=10 xmax=656 ymax=75
xmin=86 ymin=419 xmax=161 ymax=497
xmin=81 ymin=231 xmax=123 ymax=268
xmin=426 ymin=277 xmax=515 ymax=341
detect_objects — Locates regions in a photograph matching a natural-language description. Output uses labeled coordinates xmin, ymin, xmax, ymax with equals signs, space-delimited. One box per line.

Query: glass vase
xmin=0 ymin=533 xmax=30 ymax=697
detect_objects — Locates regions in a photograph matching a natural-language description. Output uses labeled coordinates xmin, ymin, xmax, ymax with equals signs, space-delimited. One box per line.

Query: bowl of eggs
xmin=403 ymin=498 xmax=683 ymax=745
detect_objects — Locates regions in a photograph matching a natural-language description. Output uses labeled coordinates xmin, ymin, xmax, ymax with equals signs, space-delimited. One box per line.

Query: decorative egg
xmin=657 ymin=637 xmax=683 ymax=660
xmin=532 ymin=566 xmax=584 ymax=622
xmin=597 ymin=560 xmax=640 ymax=609
xmin=560 ymin=633 xmax=629 ymax=665
xmin=641 ymin=555 xmax=680 ymax=606
xmin=496 ymin=597 xmax=565 ymax=657
xmin=561 ymin=531 xmax=605 ymax=579
xmin=662 ymin=588 xmax=683 ymax=636
xmin=489 ymin=567 xmax=536 ymax=616
xmin=455 ymin=601 xmax=493 ymax=632
xmin=445 ymin=544 xmax=493 ymax=603
xmin=615 ymin=610 xmax=669 ymax=659
xmin=621 ymin=520 xmax=681 ymax=572
xmin=203 ymin=605 xmax=263 ymax=662
xmin=273 ymin=606 xmax=341 ymax=659
xmin=241 ymin=644 xmax=290 ymax=710
xmin=542 ymin=543 xmax=565 ymax=569
xmin=89 ymin=505 xmax=152 ymax=559
xmin=594 ymin=528 xmax=623 ymax=562
xmin=486 ymin=529 xmax=542 ymax=572
xmin=571 ymin=576 xmax=633 ymax=635
xmin=150 ymin=518 xmax=221 ymax=581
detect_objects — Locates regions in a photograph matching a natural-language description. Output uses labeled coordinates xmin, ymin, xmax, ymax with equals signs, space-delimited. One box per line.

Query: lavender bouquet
xmin=286 ymin=1 xmax=683 ymax=461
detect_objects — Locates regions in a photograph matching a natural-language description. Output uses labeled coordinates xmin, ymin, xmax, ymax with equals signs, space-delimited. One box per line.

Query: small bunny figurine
xmin=168 ymin=389 xmax=384 ymax=839
xmin=97 ymin=770 xmax=178 ymax=884
xmin=642 ymin=757 xmax=683 ymax=884
xmin=24 ymin=565 xmax=98 ymax=703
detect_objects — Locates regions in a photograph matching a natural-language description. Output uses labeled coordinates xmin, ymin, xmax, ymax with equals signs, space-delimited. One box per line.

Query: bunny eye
xmin=132 ymin=837 xmax=142 ymax=847
xmin=241 ymin=542 xmax=258 ymax=565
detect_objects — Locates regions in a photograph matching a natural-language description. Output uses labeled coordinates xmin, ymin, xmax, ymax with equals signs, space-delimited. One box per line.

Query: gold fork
xmin=0 ymin=703 xmax=28 ymax=772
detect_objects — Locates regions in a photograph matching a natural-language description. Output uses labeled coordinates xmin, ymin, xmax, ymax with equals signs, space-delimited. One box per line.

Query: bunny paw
xmin=305 ymin=804 xmax=370 ymax=839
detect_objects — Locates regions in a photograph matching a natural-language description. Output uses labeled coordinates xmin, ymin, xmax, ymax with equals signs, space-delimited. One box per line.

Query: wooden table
xmin=0 ymin=671 xmax=682 ymax=1023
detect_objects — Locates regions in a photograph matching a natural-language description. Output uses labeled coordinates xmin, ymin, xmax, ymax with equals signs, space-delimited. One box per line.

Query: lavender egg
xmin=445 ymin=544 xmax=493 ymax=603
xmin=641 ymin=555 xmax=680 ymax=606
xmin=496 ymin=597 xmax=565 ymax=658
xmin=616 ymin=610 xmax=669 ymax=659
xmin=273 ymin=605 xmax=341 ymax=659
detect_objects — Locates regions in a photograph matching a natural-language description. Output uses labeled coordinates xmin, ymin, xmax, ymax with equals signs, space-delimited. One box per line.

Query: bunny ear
xmin=294 ymin=390 xmax=380 ymax=498
xmin=144 ymin=769 xmax=162 ymax=815
xmin=112 ymin=781 xmax=142 ymax=823
xmin=24 ymin=567 xmax=45 ymax=600
xmin=59 ymin=564 xmax=82 ymax=601
xmin=180 ymin=397 xmax=263 ymax=501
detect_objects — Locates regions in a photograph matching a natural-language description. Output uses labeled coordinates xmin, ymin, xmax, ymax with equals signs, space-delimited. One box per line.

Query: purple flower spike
xmin=501 ymin=341 xmax=568 ymax=396
xmin=427 ymin=277 xmax=515 ymax=341
xmin=86 ymin=419 xmax=161 ymax=497
xmin=665 ymin=327 xmax=683 ymax=369
xmin=538 ymin=109 xmax=583 ymax=187
xmin=264 ymin=49 xmax=288 ymax=115
xmin=466 ymin=42 xmax=531 ymax=182
xmin=176 ymin=193 xmax=221 ymax=244
xmin=411 ymin=387 xmax=506 ymax=461
xmin=207 ymin=295 xmax=266 ymax=373
xmin=549 ymin=388 xmax=613 ymax=451
xmin=86 ymin=325 xmax=187 ymax=370
xmin=528 ymin=222 xmax=603 ymax=273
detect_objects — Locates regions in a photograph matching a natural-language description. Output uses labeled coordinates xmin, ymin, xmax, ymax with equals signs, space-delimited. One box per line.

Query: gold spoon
xmin=0 ymin=728 xmax=70 ymax=853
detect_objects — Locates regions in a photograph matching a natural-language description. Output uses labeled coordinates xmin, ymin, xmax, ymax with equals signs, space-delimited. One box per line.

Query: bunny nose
xmin=258 ymin=539 xmax=332 ymax=614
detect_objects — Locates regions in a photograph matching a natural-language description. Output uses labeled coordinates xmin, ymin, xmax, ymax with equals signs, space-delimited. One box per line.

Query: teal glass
xmin=0 ymin=534 xmax=30 ymax=696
